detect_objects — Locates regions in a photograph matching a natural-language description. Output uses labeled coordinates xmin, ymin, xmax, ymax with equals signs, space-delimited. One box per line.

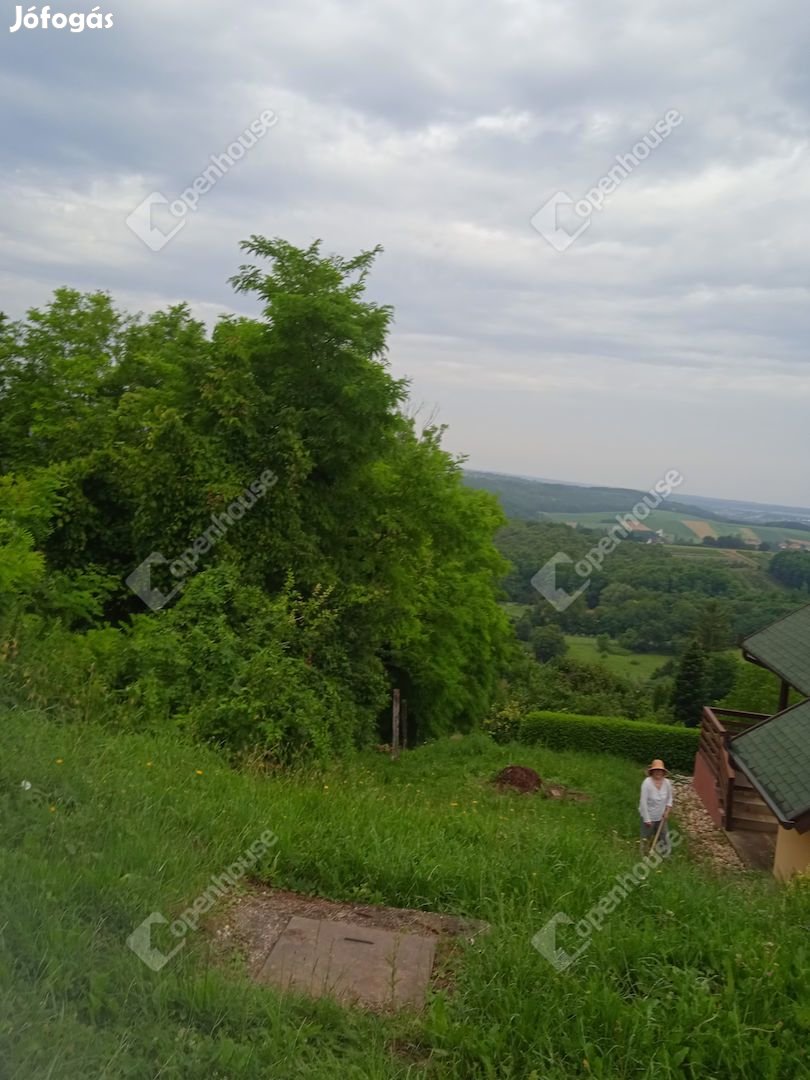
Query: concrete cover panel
xmin=258 ymin=915 xmax=436 ymax=1010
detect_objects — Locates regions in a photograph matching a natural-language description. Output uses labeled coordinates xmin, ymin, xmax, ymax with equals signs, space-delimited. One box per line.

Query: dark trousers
xmin=639 ymin=816 xmax=671 ymax=857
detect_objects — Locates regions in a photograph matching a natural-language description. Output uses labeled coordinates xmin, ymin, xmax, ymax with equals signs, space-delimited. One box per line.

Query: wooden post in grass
xmin=401 ymin=698 xmax=408 ymax=750
xmin=391 ymin=689 xmax=401 ymax=759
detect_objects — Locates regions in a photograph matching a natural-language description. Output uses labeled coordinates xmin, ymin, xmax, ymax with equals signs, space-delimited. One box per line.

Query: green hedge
xmin=519 ymin=710 xmax=700 ymax=772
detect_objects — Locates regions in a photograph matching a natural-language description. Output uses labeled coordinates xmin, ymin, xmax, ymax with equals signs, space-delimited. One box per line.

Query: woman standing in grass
xmin=639 ymin=759 xmax=673 ymax=857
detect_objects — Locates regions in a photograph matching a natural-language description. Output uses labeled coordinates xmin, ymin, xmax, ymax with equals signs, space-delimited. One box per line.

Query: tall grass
xmin=2 ymin=704 xmax=809 ymax=1078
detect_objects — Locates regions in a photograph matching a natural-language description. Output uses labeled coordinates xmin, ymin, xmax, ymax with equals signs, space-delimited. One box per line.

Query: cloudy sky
xmin=3 ymin=0 xmax=809 ymax=506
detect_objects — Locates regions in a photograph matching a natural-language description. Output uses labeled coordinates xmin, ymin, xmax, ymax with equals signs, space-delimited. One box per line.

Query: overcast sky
xmin=3 ymin=0 xmax=809 ymax=506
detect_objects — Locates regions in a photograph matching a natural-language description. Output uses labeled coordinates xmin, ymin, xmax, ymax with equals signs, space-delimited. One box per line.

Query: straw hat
xmin=647 ymin=759 xmax=668 ymax=774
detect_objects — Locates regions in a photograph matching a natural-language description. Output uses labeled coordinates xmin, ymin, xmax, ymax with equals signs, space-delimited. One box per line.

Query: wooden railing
xmin=699 ymin=707 xmax=769 ymax=829
xmin=709 ymin=707 xmax=770 ymax=735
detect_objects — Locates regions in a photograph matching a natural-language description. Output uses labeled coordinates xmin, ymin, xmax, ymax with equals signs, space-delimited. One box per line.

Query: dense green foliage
xmin=496 ymin=520 xmax=803 ymax=651
xmin=770 ymin=550 xmax=810 ymax=590
xmin=491 ymin=519 xmax=810 ymax=726
xmin=0 ymin=239 xmax=511 ymax=756
xmin=529 ymin=624 xmax=567 ymax=662
xmin=515 ymin=710 xmax=701 ymax=771
xmin=8 ymin=704 xmax=807 ymax=1079
xmin=717 ymin=662 xmax=802 ymax=715
xmin=492 ymin=648 xmax=656 ymax=730
xmin=702 ymin=534 xmax=749 ymax=548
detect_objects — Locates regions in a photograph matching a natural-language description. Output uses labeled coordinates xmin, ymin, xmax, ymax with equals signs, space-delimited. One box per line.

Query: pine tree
xmin=671 ymin=638 xmax=708 ymax=727
xmin=695 ymin=599 xmax=730 ymax=652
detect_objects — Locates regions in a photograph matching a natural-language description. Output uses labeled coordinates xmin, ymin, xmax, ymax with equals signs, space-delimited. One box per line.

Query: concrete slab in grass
xmin=258 ymin=915 xmax=436 ymax=1010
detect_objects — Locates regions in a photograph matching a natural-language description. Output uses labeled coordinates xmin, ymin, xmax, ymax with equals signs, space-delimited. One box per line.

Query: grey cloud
xmin=2 ymin=0 xmax=809 ymax=501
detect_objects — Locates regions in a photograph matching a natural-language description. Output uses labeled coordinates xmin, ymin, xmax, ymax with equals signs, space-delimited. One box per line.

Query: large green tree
xmin=0 ymin=238 xmax=511 ymax=755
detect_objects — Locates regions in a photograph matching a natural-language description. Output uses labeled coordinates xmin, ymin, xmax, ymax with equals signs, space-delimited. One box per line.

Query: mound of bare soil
xmin=492 ymin=766 xmax=591 ymax=801
xmin=493 ymin=765 xmax=542 ymax=793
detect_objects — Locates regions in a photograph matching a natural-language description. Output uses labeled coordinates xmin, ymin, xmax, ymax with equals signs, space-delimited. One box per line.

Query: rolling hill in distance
xmin=464 ymin=470 xmax=810 ymax=548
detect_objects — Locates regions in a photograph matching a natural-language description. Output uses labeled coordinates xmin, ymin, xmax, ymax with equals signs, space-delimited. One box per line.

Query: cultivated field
xmin=682 ymin=519 xmax=718 ymax=541
xmin=545 ymin=508 xmax=810 ymax=549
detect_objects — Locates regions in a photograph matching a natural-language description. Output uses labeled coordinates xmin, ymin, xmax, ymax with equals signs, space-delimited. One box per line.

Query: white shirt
xmin=639 ymin=777 xmax=673 ymax=823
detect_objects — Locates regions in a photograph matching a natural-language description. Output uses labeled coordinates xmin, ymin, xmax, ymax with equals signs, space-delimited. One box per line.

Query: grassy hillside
xmin=564 ymin=636 xmax=670 ymax=681
xmin=463 ymin=472 xmax=712 ymax=522
xmin=464 ymin=472 xmax=810 ymax=546
xmin=4 ymin=704 xmax=810 ymax=1079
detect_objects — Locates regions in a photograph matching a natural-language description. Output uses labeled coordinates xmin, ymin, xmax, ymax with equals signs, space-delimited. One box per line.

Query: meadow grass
xmin=3 ymin=704 xmax=810 ymax=1079
xmin=563 ymin=636 xmax=670 ymax=682
xmin=499 ymin=602 xmax=531 ymax=620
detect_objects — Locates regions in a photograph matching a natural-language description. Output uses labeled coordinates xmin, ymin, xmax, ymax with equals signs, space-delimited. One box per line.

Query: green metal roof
xmin=731 ymin=698 xmax=810 ymax=826
xmin=742 ymin=602 xmax=810 ymax=698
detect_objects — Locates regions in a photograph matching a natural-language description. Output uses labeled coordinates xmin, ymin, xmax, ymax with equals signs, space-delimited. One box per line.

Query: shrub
xmin=121 ymin=565 xmax=383 ymax=760
xmin=482 ymin=697 xmax=525 ymax=744
xmin=518 ymin=709 xmax=700 ymax=772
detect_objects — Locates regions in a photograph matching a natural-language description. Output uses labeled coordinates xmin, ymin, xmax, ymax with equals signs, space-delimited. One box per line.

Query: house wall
xmin=774 ymin=826 xmax=810 ymax=881
xmin=692 ymin=751 xmax=723 ymax=828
